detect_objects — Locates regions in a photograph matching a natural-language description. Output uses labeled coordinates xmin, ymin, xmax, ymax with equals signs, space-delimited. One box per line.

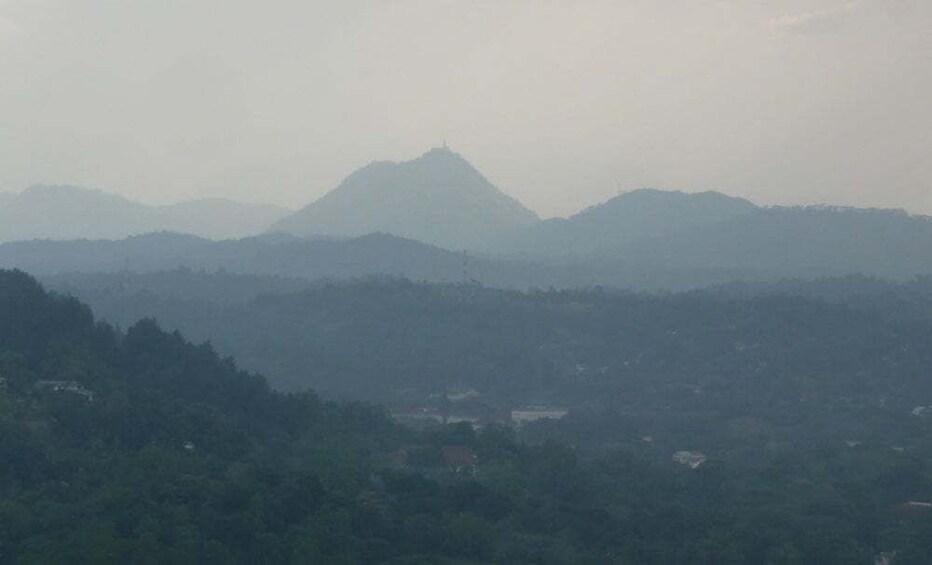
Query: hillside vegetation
xmin=9 ymin=270 xmax=932 ymax=562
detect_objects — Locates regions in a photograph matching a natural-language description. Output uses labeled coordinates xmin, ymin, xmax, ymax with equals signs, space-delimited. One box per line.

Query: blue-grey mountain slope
xmin=0 ymin=185 xmax=156 ymax=242
xmin=615 ymin=205 xmax=932 ymax=280
xmin=269 ymin=147 xmax=539 ymax=250
xmin=0 ymin=185 xmax=289 ymax=242
xmin=488 ymin=188 xmax=759 ymax=258
xmin=0 ymin=232 xmax=551 ymax=287
xmin=7 ymin=184 xmax=932 ymax=290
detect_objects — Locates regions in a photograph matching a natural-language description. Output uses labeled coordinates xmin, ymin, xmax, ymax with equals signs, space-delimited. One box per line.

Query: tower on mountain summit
xmin=268 ymin=147 xmax=539 ymax=250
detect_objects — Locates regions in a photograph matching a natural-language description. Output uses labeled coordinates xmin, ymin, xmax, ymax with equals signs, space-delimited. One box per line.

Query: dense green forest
xmin=46 ymin=271 xmax=932 ymax=410
xmin=8 ymin=269 xmax=724 ymax=563
xmin=9 ymin=268 xmax=932 ymax=562
xmin=712 ymin=274 xmax=932 ymax=323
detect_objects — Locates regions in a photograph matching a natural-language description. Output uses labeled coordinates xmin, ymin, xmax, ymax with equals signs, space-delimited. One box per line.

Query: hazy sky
xmin=1 ymin=0 xmax=930 ymax=218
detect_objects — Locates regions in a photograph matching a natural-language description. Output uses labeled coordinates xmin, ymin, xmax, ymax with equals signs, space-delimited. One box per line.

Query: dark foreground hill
xmin=0 ymin=270 xmax=682 ymax=563
xmin=10 ymin=269 xmax=932 ymax=561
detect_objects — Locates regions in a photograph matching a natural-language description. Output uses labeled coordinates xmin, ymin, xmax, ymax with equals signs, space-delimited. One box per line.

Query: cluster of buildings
xmin=390 ymin=387 xmax=569 ymax=430
xmin=34 ymin=380 xmax=96 ymax=401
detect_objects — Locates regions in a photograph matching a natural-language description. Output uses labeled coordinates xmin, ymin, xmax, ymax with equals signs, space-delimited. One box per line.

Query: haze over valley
xmin=0 ymin=184 xmax=289 ymax=241
xmin=5 ymin=147 xmax=932 ymax=292
xmin=3 ymin=1 xmax=932 ymax=562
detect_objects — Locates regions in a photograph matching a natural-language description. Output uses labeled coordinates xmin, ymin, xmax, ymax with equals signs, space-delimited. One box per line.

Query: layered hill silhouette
xmin=6 ymin=200 xmax=932 ymax=290
xmin=6 ymin=163 xmax=932 ymax=289
xmin=0 ymin=185 xmax=289 ymax=242
xmin=484 ymin=189 xmax=932 ymax=283
xmin=0 ymin=231 xmax=555 ymax=287
xmin=609 ymin=205 xmax=932 ymax=280
xmin=488 ymin=188 xmax=759 ymax=258
xmin=270 ymin=146 xmax=539 ymax=249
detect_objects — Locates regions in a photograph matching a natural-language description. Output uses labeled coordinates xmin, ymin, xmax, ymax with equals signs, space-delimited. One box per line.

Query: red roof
xmin=442 ymin=445 xmax=478 ymax=468
xmin=388 ymin=449 xmax=408 ymax=465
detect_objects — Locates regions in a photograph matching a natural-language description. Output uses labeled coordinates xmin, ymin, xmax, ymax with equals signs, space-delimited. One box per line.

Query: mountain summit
xmin=269 ymin=147 xmax=539 ymax=249
xmin=488 ymin=188 xmax=759 ymax=258
xmin=0 ymin=185 xmax=289 ymax=242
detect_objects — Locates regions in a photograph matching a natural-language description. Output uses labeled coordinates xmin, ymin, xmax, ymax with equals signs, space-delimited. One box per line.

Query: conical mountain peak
xmin=270 ymin=148 xmax=539 ymax=250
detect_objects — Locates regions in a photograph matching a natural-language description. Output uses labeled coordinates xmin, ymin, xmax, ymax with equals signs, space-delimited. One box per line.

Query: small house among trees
xmin=442 ymin=445 xmax=478 ymax=473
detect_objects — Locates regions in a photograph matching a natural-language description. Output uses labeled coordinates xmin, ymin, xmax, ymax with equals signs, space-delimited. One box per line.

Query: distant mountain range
xmin=270 ymin=146 xmax=539 ymax=249
xmin=267 ymin=148 xmax=932 ymax=282
xmin=487 ymin=188 xmax=759 ymax=258
xmin=609 ymin=205 xmax=932 ymax=278
xmin=0 ymin=185 xmax=290 ymax=242
xmin=0 ymin=232 xmax=553 ymax=287
xmin=6 ymin=201 xmax=932 ymax=291
xmin=484 ymin=186 xmax=932 ymax=283
xmin=6 ymin=149 xmax=932 ymax=288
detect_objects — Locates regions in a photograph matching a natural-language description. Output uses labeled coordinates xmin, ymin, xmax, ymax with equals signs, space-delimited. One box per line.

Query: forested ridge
xmin=10 ymin=199 xmax=932 ymax=293
xmin=48 ymin=272 xmax=932 ymax=409
xmin=4 ymin=269 xmax=932 ymax=562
